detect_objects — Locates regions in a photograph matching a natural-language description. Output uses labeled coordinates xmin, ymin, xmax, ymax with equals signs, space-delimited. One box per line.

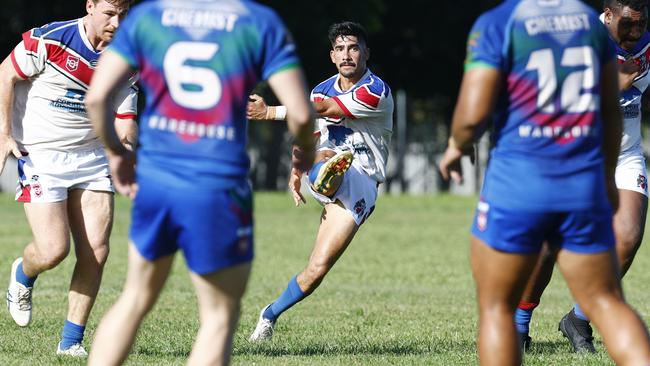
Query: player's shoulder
xmin=30 ymin=19 xmax=79 ymax=40
xmin=473 ymin=0 xmax=518 ymax=30
xmin=312 ymin=74 xmax=340 ymax=95
xmin=358 ymin=70 xmax=390 ymax=98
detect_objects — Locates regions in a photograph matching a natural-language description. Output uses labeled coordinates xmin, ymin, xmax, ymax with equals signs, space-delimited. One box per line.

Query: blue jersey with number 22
xmin=109 ymin=0 xmax=299 ymax=189
xmin=467 ymin=0 xmax=616 ymax=211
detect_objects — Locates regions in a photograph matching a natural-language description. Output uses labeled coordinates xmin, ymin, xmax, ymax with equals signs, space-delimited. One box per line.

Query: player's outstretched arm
xmin=440 ymin=66 xmax=501 ymax=183
xmin=247 ymin=94 xmax=344 ymax=122
xmin=86 ymin=51 xmax=137 ymax=198
xmin=0 ymin=55 xmax=25 ymax=175
xmin=601 ymin=59 xmax=623 ymax=211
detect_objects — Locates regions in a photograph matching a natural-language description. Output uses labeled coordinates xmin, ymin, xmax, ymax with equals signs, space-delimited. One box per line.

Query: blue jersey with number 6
xmin=467 ymin=0 xmax=616 ymax=211
xmin=108 ymin=0 xmax=299 ymax=189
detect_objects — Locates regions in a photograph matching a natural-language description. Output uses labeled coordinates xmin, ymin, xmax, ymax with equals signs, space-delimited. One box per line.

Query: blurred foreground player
xmin=85 ymin=1 xmax=315 ymax=365
xmin=439 ymin=0 xmax=650 ymax=365
xmin=515 ymin=0 xmax=650 ymax=353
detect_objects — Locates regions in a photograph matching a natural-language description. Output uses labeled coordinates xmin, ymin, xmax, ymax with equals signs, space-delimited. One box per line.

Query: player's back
xmin=469 ymin=0 xmax=616 ymax=211
xmin=109 ymin=0 xmax=298 ymax=189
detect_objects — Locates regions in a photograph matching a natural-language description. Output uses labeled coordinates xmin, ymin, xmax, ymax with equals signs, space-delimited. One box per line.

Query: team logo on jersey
xmin=637 ymin=174 xmax=647 ymax=190
xmin=66 ymin=55 xmax=80 ymax=72
xmin=354 ymin=198 xmax=366 ymax=216
xmin=32 ymin=183 xmax=43 ymax=198
xmin=476 ymin=199 xmax=489 ymax=232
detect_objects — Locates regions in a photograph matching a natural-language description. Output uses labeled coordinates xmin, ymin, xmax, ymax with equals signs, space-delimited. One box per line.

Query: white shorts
xmin=308 ymin=159 xmax=378 ymax=225
xmin=15 ymin=147 xmax=114 ymax=203
xmin=615 ymin=151 xmax=648 ymax=197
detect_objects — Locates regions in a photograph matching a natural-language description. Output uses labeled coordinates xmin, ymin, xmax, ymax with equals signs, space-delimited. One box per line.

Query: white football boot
xmin=6 ymin=257 xmax=33 ymax=327
xmin=249 ymin=304 xmax=276 ymax=342
xmin=56 ymin=342 xmax=88 ymax=357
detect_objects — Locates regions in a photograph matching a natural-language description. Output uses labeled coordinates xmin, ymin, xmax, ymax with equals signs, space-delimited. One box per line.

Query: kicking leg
xmin=557 ymin=248 xmax=650 ymax=364
xmin=87 ymin=243 xmax=174 ymax=366
xmin=250 ymin=201 xmax=358 ymax=341
xmin=187 ymin=263 xmax=251 ymax=366
xmin=471 ymin=237 xmax=539 ymax=366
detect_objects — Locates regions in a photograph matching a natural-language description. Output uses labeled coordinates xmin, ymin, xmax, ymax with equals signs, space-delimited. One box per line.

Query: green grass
xmin=0 ymin=192 xmax=649 ymax=365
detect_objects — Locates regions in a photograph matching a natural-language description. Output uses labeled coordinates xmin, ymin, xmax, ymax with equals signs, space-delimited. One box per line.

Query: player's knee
xmin=37 ymin=245 xmax=70 ymax=270
xmin=92 ymin=244 xmax=110 ymax=267
xmin=616 ymin=226 xmax=643 ymax=256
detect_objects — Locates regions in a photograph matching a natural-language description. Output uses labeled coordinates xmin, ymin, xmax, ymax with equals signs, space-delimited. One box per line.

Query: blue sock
xmin=308 ymin=161 xmax=326 ymax=186
xmin=515 ymin=302 xmax=538 ymax=334
xmin=263 ymin=275 xmax=306 ymax=321
xmin=60 ymin=320 xmax=85 ymax=350
xmin=573 ymin=303 xmax=589 ymax=321
xmin=15 ymin=262 xmax=36 ymax=288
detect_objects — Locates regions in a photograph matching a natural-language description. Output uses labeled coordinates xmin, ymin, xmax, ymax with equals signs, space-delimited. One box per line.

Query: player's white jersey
xmin=601 ymin=14 xmax=650 ymax=155
xmin=311 ymin=69 xmax=393 ymax=183
xmin=10 ymin=18 xmax=137 ymax=152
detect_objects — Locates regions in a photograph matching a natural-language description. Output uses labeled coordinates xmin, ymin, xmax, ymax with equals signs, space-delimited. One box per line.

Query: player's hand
xmin=247 ymin=94 xmax=269 ymax=120
xmin=0 ymin=135 xmax=22 ymax=175
xmin=288 ymin=168 xmax=306 ymax=206
xmin=439 ymin=139 xmax=465 ymax=184
xmin=619 ymin=58 xmax=640 ymax=91
xmin=108 ymin=150 xmax=138 ymax=200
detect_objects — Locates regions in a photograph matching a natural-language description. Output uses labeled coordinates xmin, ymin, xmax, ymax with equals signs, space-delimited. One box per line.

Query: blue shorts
xmin=130 ymin=179 xmax=254 ymax=274
xmin=471 ymin=200 xmax=615 ymax=254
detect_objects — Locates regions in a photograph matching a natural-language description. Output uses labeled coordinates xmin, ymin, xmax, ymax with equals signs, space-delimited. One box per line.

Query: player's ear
xmin=330 ymin=49 xmax=336 ymax=64
xmin=86 ymin=0 xmax=95 ymax=15
xmin=604 ymin=8 xmax=613 ymax=24
xmin=365 ymin=47 xmax=371 ymax=61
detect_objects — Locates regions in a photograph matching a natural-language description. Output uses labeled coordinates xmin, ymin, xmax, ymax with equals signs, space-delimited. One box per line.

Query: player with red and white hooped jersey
xmin=0 ymin=0 xmax=138 ymax=357
xmin=11 ymin=18 xmax=137 ymax=152
xmin=311 ymin=69 xmax=393 ymax=184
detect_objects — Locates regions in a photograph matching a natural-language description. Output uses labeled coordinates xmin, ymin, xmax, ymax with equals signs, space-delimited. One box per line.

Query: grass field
xmin=0 ymin=192 xmax=649 ymax=365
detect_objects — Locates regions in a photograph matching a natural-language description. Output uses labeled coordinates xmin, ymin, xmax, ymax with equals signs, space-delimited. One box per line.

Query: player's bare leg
xmin=66 ymin=189 xmax=112 ymax=326
xmin=21 ymin=202 xmax=71 ymax=277
xmin=7 ymin=201 xmax=70 ymax=327
xmin=558 ymin=189 xmax=648 ymax=353
xmin=87 ymin=244 xmax=174 ymax=366
xmin=557 ymin=248 xmax=650 ymax=365
xmin=187 ymin=263 xmax=251 ymax=366
xmin=614 ymin=189 xmax=647 ymax=276
xmin=471 ymin=236 xmax=539 ymax=366
xmin=250 ymin=201 xmax=358 ymax=342
xmin=516 ymin=244 xmax=555 ymax=349
xmin=297 ymin=201 xmax=359 ymax=293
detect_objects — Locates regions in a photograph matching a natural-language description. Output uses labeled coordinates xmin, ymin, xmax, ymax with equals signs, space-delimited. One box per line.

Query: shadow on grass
xmin=525 ymin=339 xmax=573 ymax=354
xmin=233 ymin=339 xmax=475 ymax=357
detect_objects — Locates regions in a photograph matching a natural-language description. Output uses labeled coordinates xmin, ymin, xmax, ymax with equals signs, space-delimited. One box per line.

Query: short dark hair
xmin=327 ymin=22 xmax=368 ymax=47
xmin=93 ymin=0 xmax=135 ymax=10
xmin=603 ymin=0 xmax=648 ymax=12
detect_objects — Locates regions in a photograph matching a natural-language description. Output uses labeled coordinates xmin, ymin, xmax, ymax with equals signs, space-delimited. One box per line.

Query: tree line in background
xmin=0 ymin=0 xmax=611 ymax=190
